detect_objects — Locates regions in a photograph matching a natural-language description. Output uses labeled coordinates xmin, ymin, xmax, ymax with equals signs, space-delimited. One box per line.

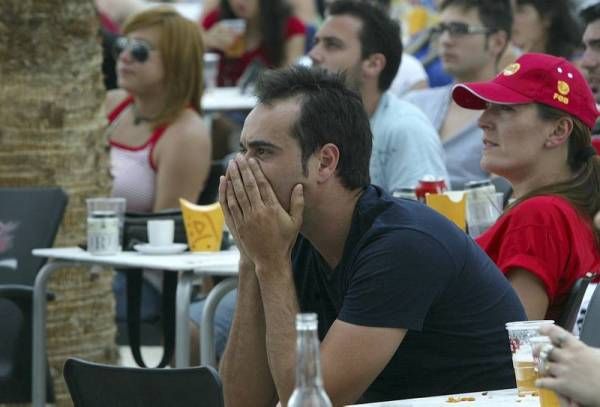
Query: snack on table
xmin=446 ymin=395 xmax=476 ymax=403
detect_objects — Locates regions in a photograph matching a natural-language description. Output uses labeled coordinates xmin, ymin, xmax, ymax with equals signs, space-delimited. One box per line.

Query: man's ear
xmin=362 ymin=53 xmax=386 ymax=79
xmin=316 ymin=143 xmax=340 ymax=183
xmin=545 ymin=117 xmax=573 ymax=148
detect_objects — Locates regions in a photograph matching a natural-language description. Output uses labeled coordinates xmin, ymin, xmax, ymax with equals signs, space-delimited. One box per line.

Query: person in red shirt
xmin=452 ymin=53 xmax=600 ymax=321
xmin=200 ymin=0 xmax=306 ymax=87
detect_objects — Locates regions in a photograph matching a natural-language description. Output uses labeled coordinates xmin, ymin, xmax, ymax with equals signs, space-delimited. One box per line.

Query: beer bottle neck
xmin=294 ymin=327 xmax=324 ymax=389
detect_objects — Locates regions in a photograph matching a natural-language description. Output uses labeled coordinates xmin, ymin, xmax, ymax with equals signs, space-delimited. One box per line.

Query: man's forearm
xmin=220 ymin=260 xmax=277 ymax=407
xmin=255 ymin=260 xmax=299 ymax=406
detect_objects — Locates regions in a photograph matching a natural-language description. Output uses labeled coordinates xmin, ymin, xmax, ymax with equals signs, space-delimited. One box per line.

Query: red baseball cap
xmin=452 ymin=53 xmax=599 ymax=129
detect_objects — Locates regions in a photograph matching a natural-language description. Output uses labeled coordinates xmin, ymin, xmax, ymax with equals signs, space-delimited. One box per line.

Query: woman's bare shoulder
xmin=164 ymin=109 xmax=210 ymax=144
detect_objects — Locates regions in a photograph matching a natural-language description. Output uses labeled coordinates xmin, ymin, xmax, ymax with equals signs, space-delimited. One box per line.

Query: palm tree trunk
xmin=0 ymin=0 xmax=118 ymax=405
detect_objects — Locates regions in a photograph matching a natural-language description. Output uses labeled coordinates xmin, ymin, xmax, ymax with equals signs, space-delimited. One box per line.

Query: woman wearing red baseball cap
xmin=452 ymin=52 xmax=600 ymax=321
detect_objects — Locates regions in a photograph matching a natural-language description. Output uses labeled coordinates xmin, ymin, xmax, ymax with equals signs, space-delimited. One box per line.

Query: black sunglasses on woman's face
xmin=112 ymin=37 xmax=155 ymax=63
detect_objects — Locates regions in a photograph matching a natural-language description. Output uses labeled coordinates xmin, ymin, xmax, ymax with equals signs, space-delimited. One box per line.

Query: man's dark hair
xmin=255 ymin=66 xmax=372 ymax=190
xmin=440 ymin=0 xmax=513 ymax=41
xmin=328 ymin=0 xmax=402 ymax=92
xmin=581 ymin=2 xmax=600 ymax=25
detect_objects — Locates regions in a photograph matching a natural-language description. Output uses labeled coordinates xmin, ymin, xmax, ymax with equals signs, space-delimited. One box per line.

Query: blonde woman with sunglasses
xmin=106 ymin=6 xmax=211 ymax=321
xmin=106 ymin=6 xmax=210 ymax=213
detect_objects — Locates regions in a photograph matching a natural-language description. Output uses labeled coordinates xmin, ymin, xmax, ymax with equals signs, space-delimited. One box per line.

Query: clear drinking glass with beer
xmin=505 ymin=320 xmax=555 ymax=396
xmin=530 ymin=336 xmax=561 ymax=407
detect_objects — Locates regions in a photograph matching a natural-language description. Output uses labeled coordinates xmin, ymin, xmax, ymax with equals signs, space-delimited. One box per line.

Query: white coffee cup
xmin=147 ymin=220 xmax=175 ymax=246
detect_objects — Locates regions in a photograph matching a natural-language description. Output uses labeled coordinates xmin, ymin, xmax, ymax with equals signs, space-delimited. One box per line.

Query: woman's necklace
xmin=131 ymin=103 xmax=157 ymax=125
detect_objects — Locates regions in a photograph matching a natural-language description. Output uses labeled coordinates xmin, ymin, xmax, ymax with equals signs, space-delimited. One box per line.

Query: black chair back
xmin=0 ymin=187 xmax=68 ymax=285
xmin=64 ymin=358 xmax=224 ymax=407
xmin=557 ymin=273 xmax=593 ymax=332
xmin=580 ymin=284 xmax=600 ymax=347
xmin=197 ymin=160 xmax=226 ymax=205
xmin=0 ymin=187 xmax=67 ymax=403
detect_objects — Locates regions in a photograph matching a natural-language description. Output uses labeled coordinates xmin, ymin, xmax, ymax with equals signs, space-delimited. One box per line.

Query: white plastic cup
xmin=467 ymin=192 xmax=504 ymax=238
xmin=203 ymin=52 xmax=220 ymax=91
xmin=147 ymin=220 xmax=175 ymax=246
xmin=505 ymin=320 xmax=555 ymax=396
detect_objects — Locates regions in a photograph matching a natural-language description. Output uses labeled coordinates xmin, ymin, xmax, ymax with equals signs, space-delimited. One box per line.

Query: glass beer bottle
xmin=288 ymin=313 xmax=332 ymax=407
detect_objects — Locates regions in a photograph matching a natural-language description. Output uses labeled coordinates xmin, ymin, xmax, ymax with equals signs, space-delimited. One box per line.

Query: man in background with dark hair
xmin=581 ymin=2 xmax=600 ymax=141
xmin=219 ymin=66 xmax=525 ymax=405
xmin=581 ymin=1 xmax=600 ymax=104
xmin=405 ymin=0 xmax=512 ymax=188
xmin=308 ymin=0 xmax=448 ymax=192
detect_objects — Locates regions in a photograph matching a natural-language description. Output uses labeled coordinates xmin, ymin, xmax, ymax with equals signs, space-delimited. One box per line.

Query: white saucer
xmin=133 ymin=243 xmax=188 ymax=255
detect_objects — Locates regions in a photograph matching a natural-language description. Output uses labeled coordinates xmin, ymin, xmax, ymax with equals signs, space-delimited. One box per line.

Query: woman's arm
xmin=507 ymin=268 xmax=550 ymax=320
xmin=152 ymin=112 xmax=212 ymax=211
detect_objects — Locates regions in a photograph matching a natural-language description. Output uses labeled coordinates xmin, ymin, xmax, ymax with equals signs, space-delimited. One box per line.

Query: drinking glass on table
xmin=505 ymin=320 xmax=555 ymax=396
xmin=86 ymin=197 xmax=126 ymax=251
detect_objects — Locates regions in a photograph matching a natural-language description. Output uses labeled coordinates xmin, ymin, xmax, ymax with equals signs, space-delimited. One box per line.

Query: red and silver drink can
xmin=415 ymin=176 xmax=447 ymax=202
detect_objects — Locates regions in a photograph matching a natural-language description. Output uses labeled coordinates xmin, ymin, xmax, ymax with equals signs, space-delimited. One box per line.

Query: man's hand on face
xmin=219 ymin=166 xmax=253 ymax=268
xmin=220 ymin=156 xmax=304 ymax=269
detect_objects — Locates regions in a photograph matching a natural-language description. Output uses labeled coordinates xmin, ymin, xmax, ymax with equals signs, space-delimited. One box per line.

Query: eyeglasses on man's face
xmin=113 ymin=37 xmax=156 ymax=63
xmin=431 ymin=22 xmax=494 ymax=37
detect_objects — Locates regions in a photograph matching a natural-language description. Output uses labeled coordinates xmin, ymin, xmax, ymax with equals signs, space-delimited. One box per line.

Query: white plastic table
xmin=201 ymin=87 xmax=257 ymax=113
xmin=31 ymin=247 xmax=239 ymax=407
xmin=348 ymin=388 xmax=542 ymax=406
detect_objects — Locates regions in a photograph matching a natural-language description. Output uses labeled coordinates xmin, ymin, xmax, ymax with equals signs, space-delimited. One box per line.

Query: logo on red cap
xmin=557 ymin=81 xmax=570 ymax=96
xmin=554 ymin=80 xmax=571 ymax=105
xmin=502 ymin=63 xmax=520 ymax=76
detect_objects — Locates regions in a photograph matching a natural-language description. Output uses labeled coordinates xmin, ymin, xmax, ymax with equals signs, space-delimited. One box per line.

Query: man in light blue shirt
xmin=404 ymin=0 xmax=512 ymax=188
xmin=308 ymin=0 xmax=448 ymax=191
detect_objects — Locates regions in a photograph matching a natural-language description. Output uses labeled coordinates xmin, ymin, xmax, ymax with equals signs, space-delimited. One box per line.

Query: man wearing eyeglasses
xmin=580 ymin=2 xmax=600 ymax=149
xmin=405 ymin=0 xmax=512 ymax=189
xmin=581 ymin=2 xmax=600 ymax=105
xmin=308 ymin=0 xmax=449 ymax=193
